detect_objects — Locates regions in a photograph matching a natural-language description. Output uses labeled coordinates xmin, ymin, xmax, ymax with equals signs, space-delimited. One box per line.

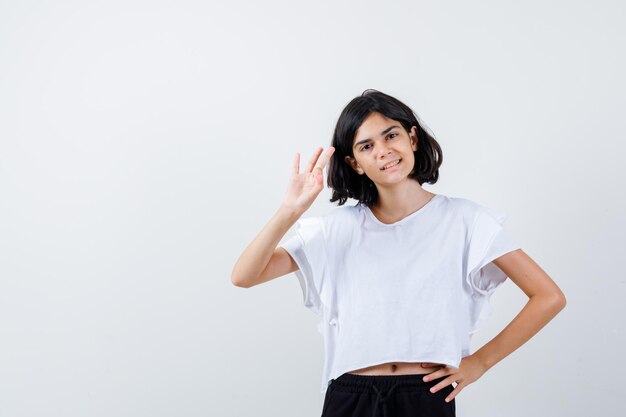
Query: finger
xmin=422 ymin=367 xmax=448 ymax=383
xmin=444 ymin=382 xmax=464 ymax=403
xmin=293 ymin=152 xmax=300 ymax=175
xmin=306 ymin=147 xmax=324 ymax=173
xmin=310 ymin=146 xmax=335 ymax=176
xmin=420 ymin=362 xmax=444 ymax=368
xmin=316 ymin=146 xmax=335 ymax=170
xmin=429 ymin=376 xmax=456 ymax=395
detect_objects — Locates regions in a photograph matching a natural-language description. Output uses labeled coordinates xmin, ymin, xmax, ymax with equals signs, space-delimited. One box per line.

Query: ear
xmin=410 ymin=126 xmax=418 ymax=152
xmin=344 ymin=155 xmax=364 ymax=175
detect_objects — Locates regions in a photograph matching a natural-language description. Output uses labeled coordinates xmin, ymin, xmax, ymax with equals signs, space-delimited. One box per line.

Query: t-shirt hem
xmin=322 ymin=354 xmax=463 ymax=392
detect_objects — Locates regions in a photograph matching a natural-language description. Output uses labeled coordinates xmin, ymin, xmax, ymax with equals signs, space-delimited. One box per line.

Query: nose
xmin=375 ymin=138 xmax=393 ymax=155
xmin=376 ymin=144 xmax=393 ymax=160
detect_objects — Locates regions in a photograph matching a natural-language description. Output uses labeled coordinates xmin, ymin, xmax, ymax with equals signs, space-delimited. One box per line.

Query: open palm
xmin=282 ymin=146 xmax=335 ymax=215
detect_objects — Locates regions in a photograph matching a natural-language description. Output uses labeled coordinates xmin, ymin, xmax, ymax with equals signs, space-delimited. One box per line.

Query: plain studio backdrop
xmin=0 ymin=1 xmax=624 ymax=416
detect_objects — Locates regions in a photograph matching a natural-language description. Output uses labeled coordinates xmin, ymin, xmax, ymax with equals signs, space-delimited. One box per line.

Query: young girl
xmin=231 ymin=89 xmax=566 ymax=417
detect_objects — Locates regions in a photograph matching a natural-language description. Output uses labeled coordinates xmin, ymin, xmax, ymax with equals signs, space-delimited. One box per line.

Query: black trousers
xmin=321 ymin=372 xmax=456 ymax=417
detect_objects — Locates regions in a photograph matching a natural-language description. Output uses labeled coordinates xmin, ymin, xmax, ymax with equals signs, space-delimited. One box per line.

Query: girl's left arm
xmin=474 ymin=248 xmax=567 ymax=371
xmin=424 ymin=248 xmax=566 ymax=403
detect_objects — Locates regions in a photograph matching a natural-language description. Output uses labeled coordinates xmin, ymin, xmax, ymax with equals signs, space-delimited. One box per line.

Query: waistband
xmin=331 ymin=372 xmax=448 ymax=394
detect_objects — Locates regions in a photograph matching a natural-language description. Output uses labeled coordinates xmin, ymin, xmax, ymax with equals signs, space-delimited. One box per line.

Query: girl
xmin=231 ymin=89 xmax=566 ymax=417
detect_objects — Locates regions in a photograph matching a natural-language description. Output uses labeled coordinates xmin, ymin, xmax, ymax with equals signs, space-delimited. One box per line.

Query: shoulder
xmin=320 ymin=203 xmax=360 ymax=227
xmin=296 ymin=204 xmax=359 ymax=235
xmin=324 ymin=203 xmax=360 ymax=219
xmin=444 ymin=195 xmax=512 ymax=235
xmin=442 ymin=194 xmax=479 ymax=211
xmin=304 ymin=204 xmax=361 ymax=242
xmin=436 ymin=194 xmax=481 ymax=220
xmin=437 ymin=194 xmax=509 ymax=231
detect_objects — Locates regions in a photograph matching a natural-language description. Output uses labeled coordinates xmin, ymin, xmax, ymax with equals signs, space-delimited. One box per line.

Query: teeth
xmin=382 ymin=159 xmax=401 ymax=170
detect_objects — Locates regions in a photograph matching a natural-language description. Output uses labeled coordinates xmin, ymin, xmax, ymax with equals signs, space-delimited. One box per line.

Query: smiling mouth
xmin=381 ymin=158 xmax=402 ymax=170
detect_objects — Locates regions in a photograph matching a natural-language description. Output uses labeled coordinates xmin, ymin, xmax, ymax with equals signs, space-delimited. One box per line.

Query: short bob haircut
xmin=327 ymin=89 xmax=443 ymax=207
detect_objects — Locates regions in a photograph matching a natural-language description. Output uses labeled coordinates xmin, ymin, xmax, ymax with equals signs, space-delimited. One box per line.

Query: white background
xmin=0 ymin=1 xmax=624 ymax=416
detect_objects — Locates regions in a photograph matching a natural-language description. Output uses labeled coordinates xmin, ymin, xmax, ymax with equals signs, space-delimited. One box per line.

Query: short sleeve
xmin=465 ymin=205 xmax=522 ymax=334
xmin=279 ymin=216 xmax=328 ymax=317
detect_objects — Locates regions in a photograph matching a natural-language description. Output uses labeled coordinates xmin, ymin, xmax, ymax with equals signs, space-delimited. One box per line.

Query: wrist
xmin=277 ymin=204 xmax=303 ymax=221
xmin=472 ymin=351 xmax=494 ymax=373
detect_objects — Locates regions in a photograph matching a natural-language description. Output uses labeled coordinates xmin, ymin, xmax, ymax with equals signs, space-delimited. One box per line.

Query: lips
xmin=380 ymin=158 xmax=402 ymax=170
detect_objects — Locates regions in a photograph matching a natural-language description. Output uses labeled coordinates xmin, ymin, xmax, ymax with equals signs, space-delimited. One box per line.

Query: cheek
xmin=400 ymin=159 xmax=411 ymax=173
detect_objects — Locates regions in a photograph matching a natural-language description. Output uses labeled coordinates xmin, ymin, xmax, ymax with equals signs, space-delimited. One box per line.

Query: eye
xmin=360 ymin=134 xmax=399 ymax=151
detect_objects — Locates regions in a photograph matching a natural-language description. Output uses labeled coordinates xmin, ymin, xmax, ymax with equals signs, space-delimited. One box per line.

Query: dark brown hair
xmin=327 ymin=89 xmax=443 ymax=207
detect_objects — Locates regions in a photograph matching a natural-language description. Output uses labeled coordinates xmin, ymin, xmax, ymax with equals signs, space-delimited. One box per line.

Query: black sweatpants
xmin=320 ymin=372 xmax=456 ymax=417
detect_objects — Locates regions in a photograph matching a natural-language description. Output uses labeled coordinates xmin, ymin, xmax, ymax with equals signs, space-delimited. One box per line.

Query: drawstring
xmin=370 ymin=381 xmax=401 ymax=417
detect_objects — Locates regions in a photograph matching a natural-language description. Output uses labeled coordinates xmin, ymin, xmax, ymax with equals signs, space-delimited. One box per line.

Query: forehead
xmin=354 ymin=112 xmax=400 ymax=142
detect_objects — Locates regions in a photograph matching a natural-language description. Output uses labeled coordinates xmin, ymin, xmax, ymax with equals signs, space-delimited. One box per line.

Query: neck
xmin=371 ymin=180 xmax=436 ymax=220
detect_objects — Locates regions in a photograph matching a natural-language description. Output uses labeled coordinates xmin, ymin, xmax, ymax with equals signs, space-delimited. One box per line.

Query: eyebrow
xmin=353 ymin=125 xmax=401 ymax=149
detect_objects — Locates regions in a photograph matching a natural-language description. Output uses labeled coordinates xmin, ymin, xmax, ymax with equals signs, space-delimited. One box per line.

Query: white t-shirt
xmin=279 ymin=193 xmax=521 ymax=395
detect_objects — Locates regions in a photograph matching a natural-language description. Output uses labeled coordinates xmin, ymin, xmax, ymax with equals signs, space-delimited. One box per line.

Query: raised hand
xmin=281 ymin=146 xmax=335 ymax=215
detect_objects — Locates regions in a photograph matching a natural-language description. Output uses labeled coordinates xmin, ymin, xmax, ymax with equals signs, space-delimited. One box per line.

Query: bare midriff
xmin=346 ymin=361 xmax=445 ymax=376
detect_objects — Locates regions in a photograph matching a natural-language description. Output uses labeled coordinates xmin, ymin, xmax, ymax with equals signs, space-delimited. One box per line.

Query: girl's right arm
xmin=230 ymin=146 xmax=335 ymax=288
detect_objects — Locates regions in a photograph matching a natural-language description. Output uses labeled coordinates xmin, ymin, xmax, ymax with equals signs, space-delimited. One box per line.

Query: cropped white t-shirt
xmin=279 ymin=193 xmax=522 ymax=395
